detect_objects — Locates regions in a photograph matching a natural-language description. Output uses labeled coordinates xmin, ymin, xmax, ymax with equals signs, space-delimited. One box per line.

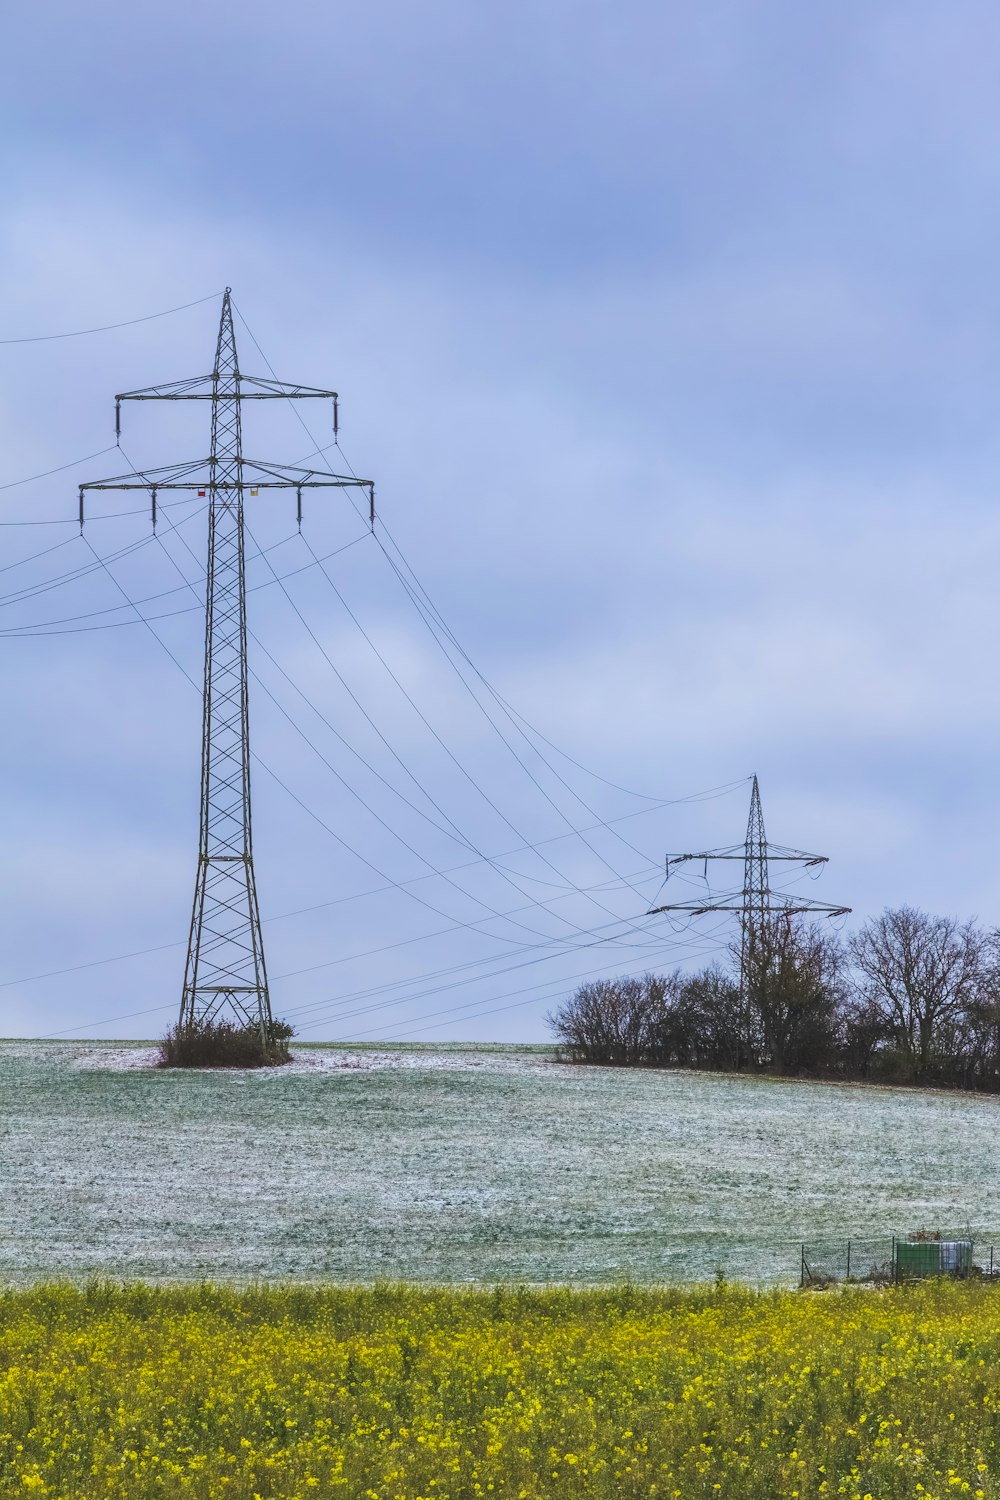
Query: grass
xmin=3 ymin=1280 xmax=1000 ymax=1497
xmin=3 ymin=1042 xmax=1000 ymax=1285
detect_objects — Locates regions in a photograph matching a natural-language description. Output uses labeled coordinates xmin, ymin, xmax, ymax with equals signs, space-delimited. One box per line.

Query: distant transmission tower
xmin=81 ymin=288 xmax=374 ymax=1037
xmin=648 ymin=775 xmax=850 ymax=1061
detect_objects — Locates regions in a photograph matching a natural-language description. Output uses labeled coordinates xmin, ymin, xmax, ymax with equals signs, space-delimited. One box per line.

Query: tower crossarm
xmin=79 ymin=459 xmax=212 ymax=492
xmin=664 ymin=846 xmax=828 ymax=872
xmin=114 ymin=370 xmax=343 ymax=446
xmin=79 ymin=461 xmax=374 ymax=528
xmin=80 ymin=462 xmax=370 ymax=492
xmin=235 ymin=460 xmax=369 ymax=487
xmin=647 ymin=894 xmax=851 ymax=918
xmin=115 ymin=376 xmax=338 ymax=401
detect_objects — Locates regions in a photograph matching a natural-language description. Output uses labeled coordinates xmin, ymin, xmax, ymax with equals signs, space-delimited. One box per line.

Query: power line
xmin=33 ymin=914 xmax=723 ymax=1044
xmin=0 ymin=446 xmax=120 ymax=497
xmin=0 ymin=513 xmax=201 ymax=612
xmin=151 ymin=524 xmax=586 ymax=949
xmin=365 ymin=532 xmax=669 ymax=887
xmin=8 ymin=294 xmax=750 ymax=1044
xmin=310 ymin=526 xmax=663 ymax=871
xmin=294 ymin=940 xmax=669 ymax=1037
xmin=272 ymin=873 xmax=664 ymax=989
xmin=0 ymin=497 xmax=208 ymax=529
xmin=232 ymin=302 xmax=746 ymax=934
xmin=78 ymin=526 xmax=632 ymax=967
xmin=11 ymin=542 xmax=736 ymax=1025
xmin=284 ymin=914 xmax=725 ymax=1038
xmin=333 ymin=932 xmax=734 ymax=1043
xmin=0 ymin=290 xmax=222 ymax=346
xmin=28 ymin=903 xmax=725 ymax=1044
xmin=0 ymin=519 xmax=205 ymax=623
xmin=0 ymin=441 xmax=367 ymax=614
xmin=227 ymin=303 xmax=741 ymax=894
xmin=38 ymin=1003 xmax=177 ymax=1039
xmin=132 ymin=313 xmax=650 ymax=936
xmin=283 ymin=529 xmax=664 ymax=938
xmin=0 ymin=801 xmax=686 ymax=997
xmin=0 ymin=535 xmax=78 ymax=579
xmin=376 ymin=518 xmax=669 ymax=803
xmin=1 ymin=529 xmax=298 ymax=634
xmin=291 ymin=902 xmax=695 ymax=1012
xmin=0 ymin=533 xmax=369 ymax=636
xmin=3 ymin=417 xmax=695 ymax=930
xmin=262 ymin=372 xmax=670 ymax=817
xmin=242 ymin=521 xmax=508 ymax=857
xmin=239 ymin=519 xmax=665 ymax=941
xmin=274 ymin=911 xmax=735 ymax=1040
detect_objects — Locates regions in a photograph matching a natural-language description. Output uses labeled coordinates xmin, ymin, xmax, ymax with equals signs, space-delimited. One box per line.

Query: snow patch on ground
xmin=3 ymin=1041 xmax=999 ymax=1286
xmin=56 ymin=1043 xmax=557 ymax=1076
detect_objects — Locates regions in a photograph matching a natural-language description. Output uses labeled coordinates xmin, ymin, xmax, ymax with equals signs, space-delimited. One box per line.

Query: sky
xmin=1 ymin=1 xmax=999 ymax=1041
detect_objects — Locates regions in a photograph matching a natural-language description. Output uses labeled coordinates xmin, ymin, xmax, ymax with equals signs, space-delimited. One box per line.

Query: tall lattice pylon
xmin=647 ymin=775 xmax=850 ymax=1065
xmin=740 ymin=774 xmax=770 ymax=1014
xmin=81 ymin=288 xmax=374 ymax=1035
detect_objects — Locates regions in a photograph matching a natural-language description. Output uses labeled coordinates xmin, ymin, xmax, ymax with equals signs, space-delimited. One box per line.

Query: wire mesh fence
xmin=800 ymin=1237 xmax=1000 ymax=1287
xmin=800 ymin=1238 xmax=895 ymax=1286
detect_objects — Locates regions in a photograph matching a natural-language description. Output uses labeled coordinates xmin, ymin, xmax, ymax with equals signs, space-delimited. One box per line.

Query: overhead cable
xmin=0 ymin=446 xmax=120 ymax=497
xmin=0 ymin=800 xmax=688 ymax=995
xmin=0 ymin=290 xmax=222 ymax=346
xmin=227 ymin=303 xmax=746 ymax=898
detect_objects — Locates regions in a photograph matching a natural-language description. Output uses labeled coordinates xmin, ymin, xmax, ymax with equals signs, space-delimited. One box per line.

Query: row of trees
xmin=547 ymin=906 xmax=1000 ymax=1090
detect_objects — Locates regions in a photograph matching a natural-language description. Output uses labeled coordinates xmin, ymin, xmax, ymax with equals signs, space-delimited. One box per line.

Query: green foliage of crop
xmin=3 ymin=1280 xmax=1000 ymax=1497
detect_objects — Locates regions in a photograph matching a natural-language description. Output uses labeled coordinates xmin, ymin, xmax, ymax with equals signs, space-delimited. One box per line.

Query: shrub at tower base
xmin=157 ymin=1017 xmax=294 ymax=1069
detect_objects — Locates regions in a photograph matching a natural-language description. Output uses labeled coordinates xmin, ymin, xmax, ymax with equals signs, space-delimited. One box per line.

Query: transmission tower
xmin=81 ymin=289 xmax=374 ymax=1037
xmin=648 ymin=775 xmax=850 ymax=1061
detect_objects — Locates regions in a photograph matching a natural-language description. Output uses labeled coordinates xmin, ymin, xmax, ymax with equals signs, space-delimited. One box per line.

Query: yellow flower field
xmin=3 ymin=1281 xmax=1000 ymax=1498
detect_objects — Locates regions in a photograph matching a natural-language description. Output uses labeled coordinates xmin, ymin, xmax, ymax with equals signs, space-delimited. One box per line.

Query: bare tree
xmin=546 ymin=909 xmax=1000 ymax=1092
xmin=648 ymin=967 xmax=743 ymax=1070
xmin=849 ymin=906 xmax=987 ymax=1079
xmin=945 ymin=931 xmax=1000 ymax=1090
xmin=547 ymin=975 xmax=667 ymax=1065
xmin=549 ymin=969 xmax=743 ymax=1071
xmin=745 ymin=916 xmax=846 ymax=1074
xmin=841 ymin=994 xmax=893 ymax=1077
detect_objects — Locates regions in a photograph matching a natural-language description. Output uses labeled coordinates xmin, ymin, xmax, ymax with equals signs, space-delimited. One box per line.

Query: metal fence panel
xmin=801 ymin=1236 xmax=995 ymax=1286
xmin=801 ymin=1238 xmax=894 ymax=1286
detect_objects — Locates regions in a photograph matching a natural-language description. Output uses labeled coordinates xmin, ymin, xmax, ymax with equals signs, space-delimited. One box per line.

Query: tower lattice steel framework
xmin=81 ymin=289 xmax=374 ymax=1035
xmin=648 ymin=775 xmax=850 ymax=1062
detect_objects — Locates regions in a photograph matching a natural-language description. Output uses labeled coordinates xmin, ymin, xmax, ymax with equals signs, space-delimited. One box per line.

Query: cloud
xmin=1 ymin=5 xmax=999 ymax=1038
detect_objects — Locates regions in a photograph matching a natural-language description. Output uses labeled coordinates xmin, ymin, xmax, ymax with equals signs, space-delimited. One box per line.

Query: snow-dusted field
xmin=2 ymin=1040 xmax=1000 ymax=1285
